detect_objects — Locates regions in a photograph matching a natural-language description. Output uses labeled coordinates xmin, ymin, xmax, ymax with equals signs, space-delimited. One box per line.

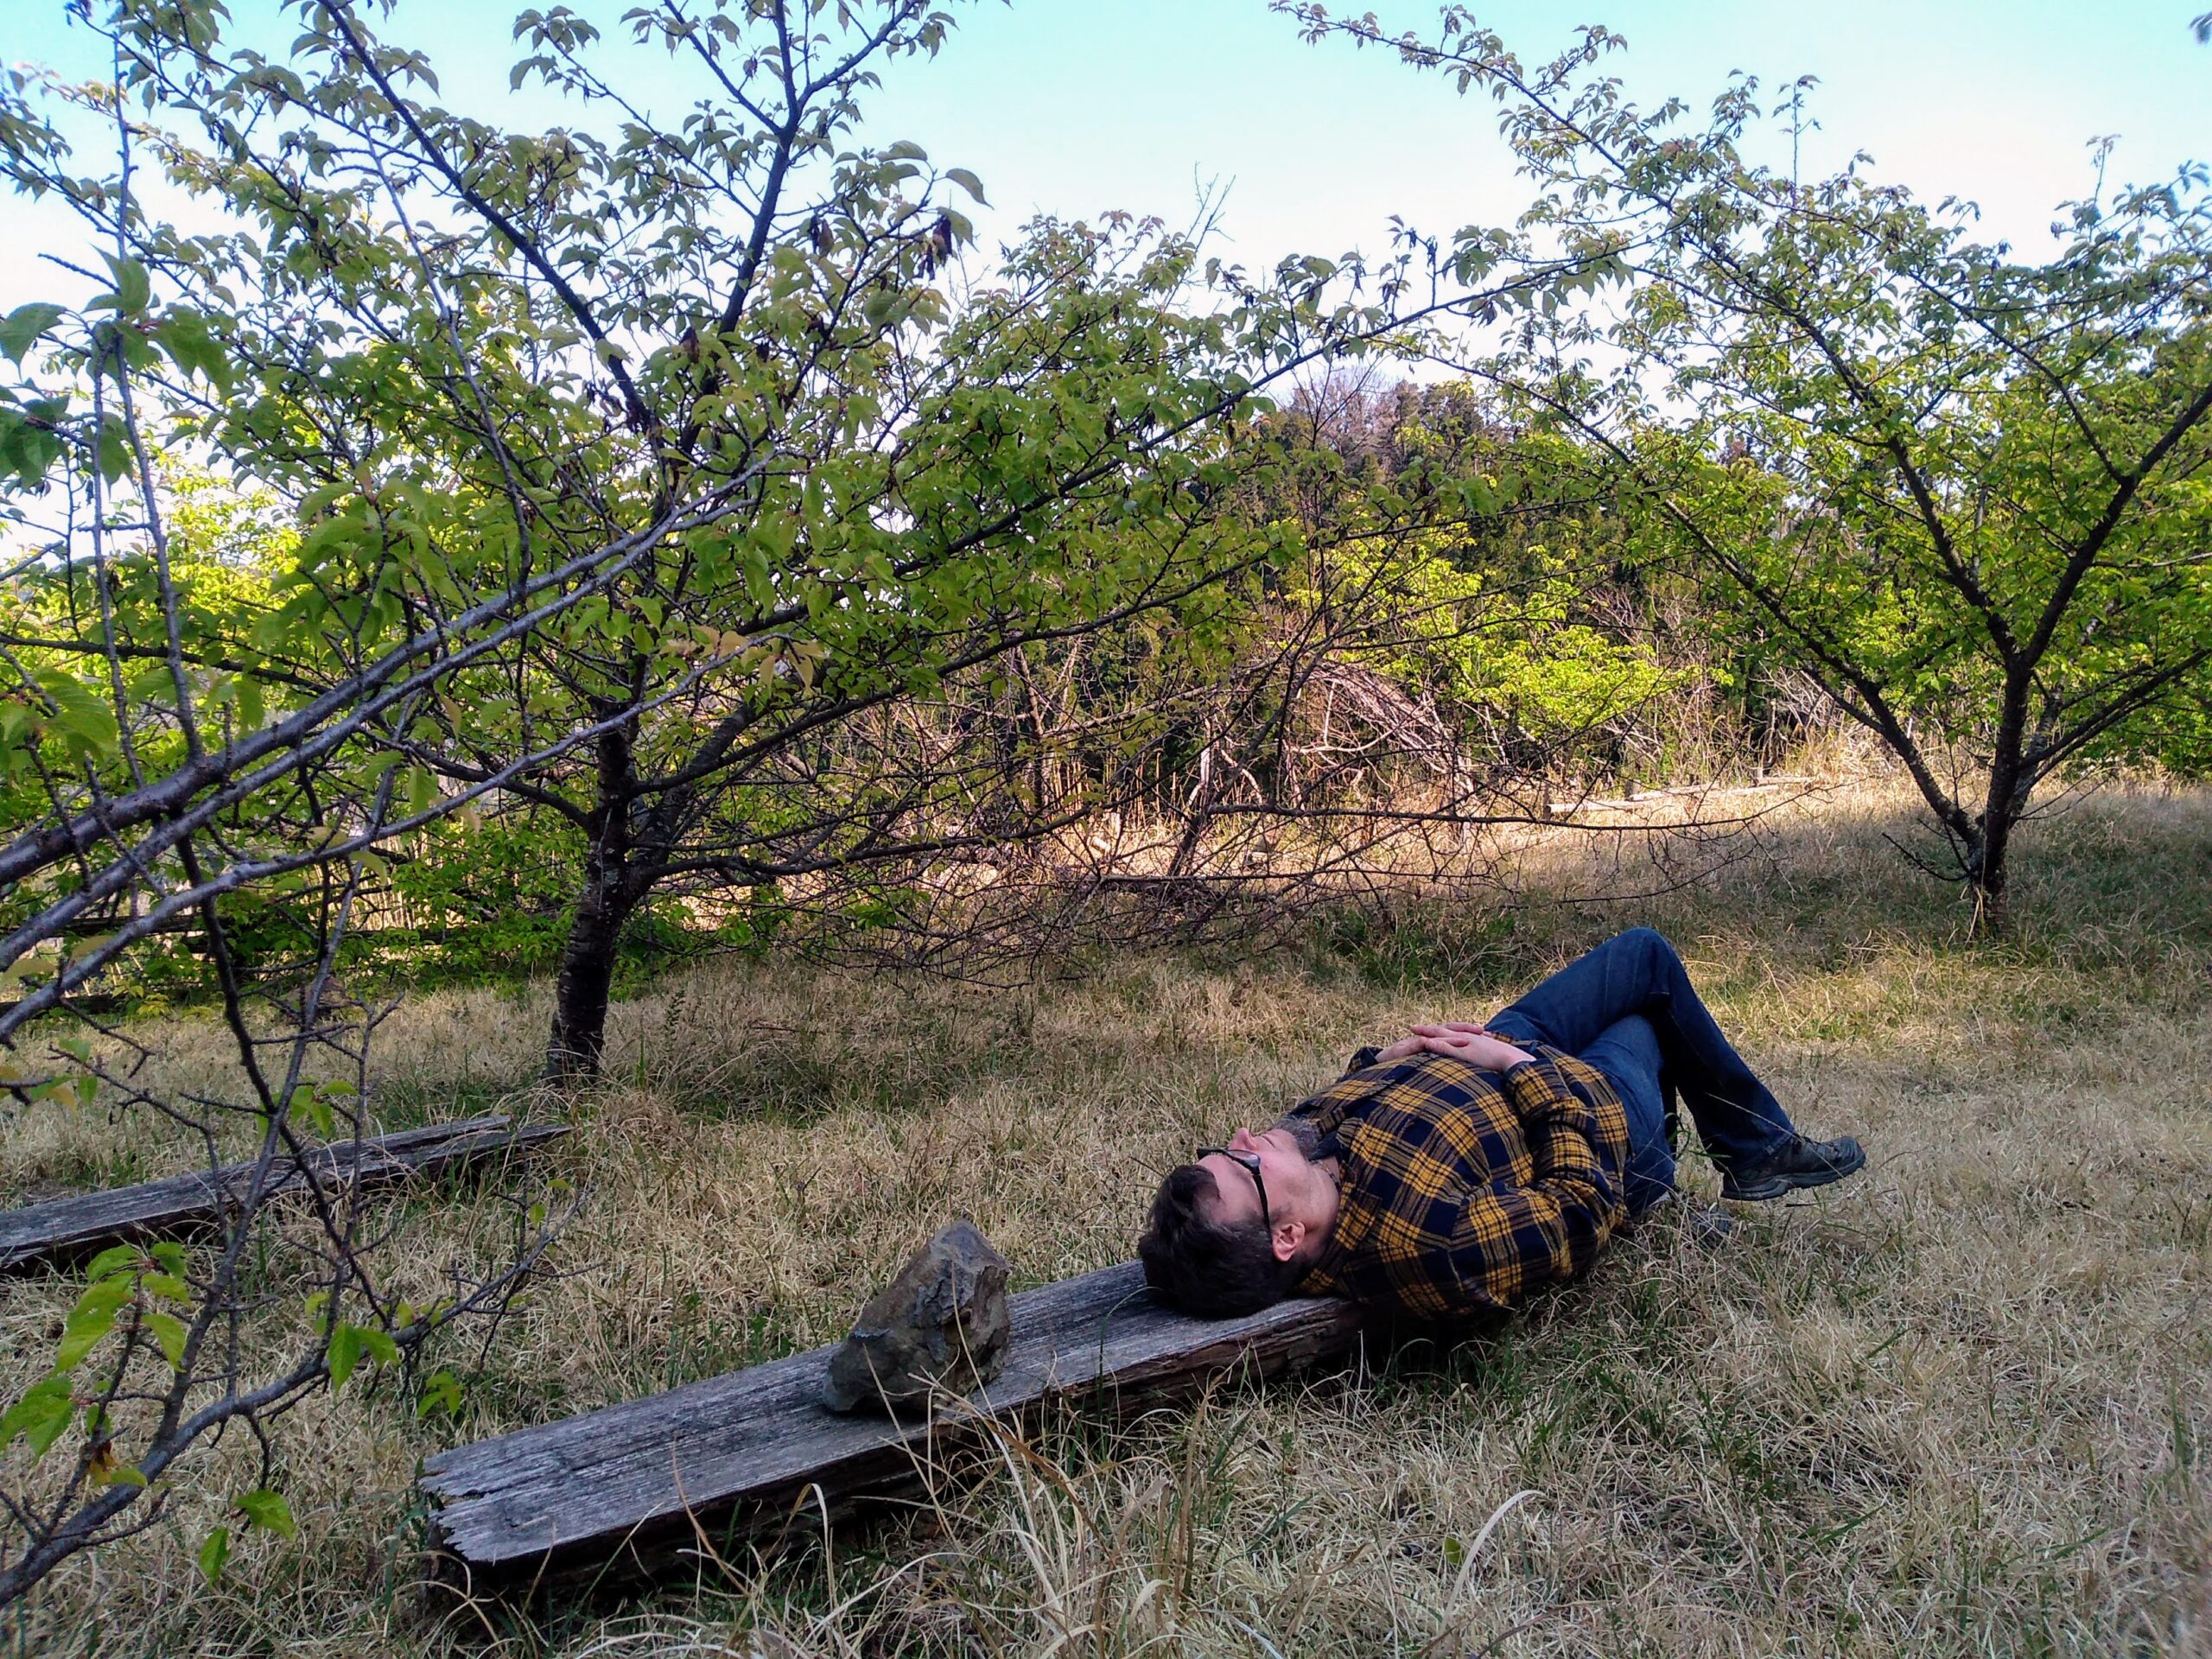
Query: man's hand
xmin=1373 ymin=1022 xmax=1535 ymax=1071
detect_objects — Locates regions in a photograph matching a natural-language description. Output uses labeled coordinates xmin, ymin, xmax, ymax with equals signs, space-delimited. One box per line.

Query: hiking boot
xmin=1720 ymin=1134 xmax=1866 ymax=1201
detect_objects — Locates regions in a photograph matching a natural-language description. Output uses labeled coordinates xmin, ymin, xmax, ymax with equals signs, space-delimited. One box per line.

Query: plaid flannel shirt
xmin=1284 ymin=1044 xmax=1631 ymax=1322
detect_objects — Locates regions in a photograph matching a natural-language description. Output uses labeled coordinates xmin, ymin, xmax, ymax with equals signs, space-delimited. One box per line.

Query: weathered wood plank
xmin=0 ymin=1117 xmax=568 ymax=1271
xmin=423 ymin=1262 xmax=1362 ymax=1591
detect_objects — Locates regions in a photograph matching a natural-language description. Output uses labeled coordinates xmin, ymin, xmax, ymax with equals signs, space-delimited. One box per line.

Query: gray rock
xmin=820 ymin=1218 xmax=1012 ymax=1415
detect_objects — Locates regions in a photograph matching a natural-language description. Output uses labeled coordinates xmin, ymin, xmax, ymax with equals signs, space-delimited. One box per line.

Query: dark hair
xmin=1137 ymin=1164 xmax=1303 ymax=1319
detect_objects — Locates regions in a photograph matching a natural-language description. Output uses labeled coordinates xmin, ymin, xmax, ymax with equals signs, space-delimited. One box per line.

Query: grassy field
xmin=3 ymin=779 xmax=2210 ymax=1656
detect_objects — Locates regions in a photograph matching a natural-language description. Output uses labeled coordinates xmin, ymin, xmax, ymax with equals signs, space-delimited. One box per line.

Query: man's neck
xmin=1301 ymin=1155 xmax=1344 ymax=1268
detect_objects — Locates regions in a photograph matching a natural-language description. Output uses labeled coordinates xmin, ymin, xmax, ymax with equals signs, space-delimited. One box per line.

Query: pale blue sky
xmin=2 ymin=1 xmax=2206 ymax=309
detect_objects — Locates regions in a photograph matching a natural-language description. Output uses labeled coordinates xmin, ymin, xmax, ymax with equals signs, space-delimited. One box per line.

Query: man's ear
xmin=1271 ymin=1219 xmax=1305 ymax=1264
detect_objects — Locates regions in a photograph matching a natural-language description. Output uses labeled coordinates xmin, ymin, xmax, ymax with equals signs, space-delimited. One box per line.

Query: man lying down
xmin=1138 ymin=928 xmax=1866 ymax=1321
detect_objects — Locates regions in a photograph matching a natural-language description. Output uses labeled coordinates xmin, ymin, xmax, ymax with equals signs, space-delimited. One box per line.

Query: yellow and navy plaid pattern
xmin=1285 ymin=1046 xmax=1631 ymax=1322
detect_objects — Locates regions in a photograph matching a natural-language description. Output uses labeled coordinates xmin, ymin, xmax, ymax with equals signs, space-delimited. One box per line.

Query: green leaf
xmin=289 ymin=1083 xmax=334 ymax=1138
xmin=149 ymin=1242 xmax=188 ymax=1276
xmin=0 ymin=302 xmax=65 ymax=365
xmin=416 ymin=1368 xmax=463 ymax=1420
xmin=197 ymin=1525 xmax=231 ymax=1585
xmin=943 ymin=167 xmax=988 ymax=207
xmin=326 ymin=1320 xmax=397 ymax=1390
xmin=358 ymin=1325 xmax=400 ymax=1368
xmin=359 ymin=751 xmax=405 ymax=788
xmin=95 ymin=416 xmax=131 ymax=485
xmin=1 ymin=1374 xmax=73 ymax=1462
xmin=235 ymin=1488 xmax=296 ymax=1537
xmin=326 ymin=1322 xmax=363 ymax=1390
xmin=93 ymin=255 xmax=152 ymax=317
xmin=153 ymin=308 xmax=233 ymax=391
xmin=35 ymin=665 xmax=120 ymax=763
xmin=85 ymin=1244 xmax=143 ymax=1283
xmin=144 ymin=1310 xmax=189 ymax=1370
xmin=55 ymin=1276 xmax=133 ymax=1369
xmin=0 ymin=400 xmax=66 ymax=485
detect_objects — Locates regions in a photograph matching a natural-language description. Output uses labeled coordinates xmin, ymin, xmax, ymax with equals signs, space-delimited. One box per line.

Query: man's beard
xmin=1273 ymin=1115 xmax=1322 ymax=1161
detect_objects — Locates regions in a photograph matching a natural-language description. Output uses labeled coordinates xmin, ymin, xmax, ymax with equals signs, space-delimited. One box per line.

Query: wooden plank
xmin=0 ymin=1116 xmax=568 ymax=1271
xmin=423 ymin=1262 xmax=1362 ymax=1592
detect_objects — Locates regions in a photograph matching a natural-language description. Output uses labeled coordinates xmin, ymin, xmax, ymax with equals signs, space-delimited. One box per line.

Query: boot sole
xmin=1721 ymin=1147 xmax=1866 ymax=1203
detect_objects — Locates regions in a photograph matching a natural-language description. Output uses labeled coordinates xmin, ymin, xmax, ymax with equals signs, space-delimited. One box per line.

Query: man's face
xmin=1198 ymin=1124 xmax=1328 ymax=1250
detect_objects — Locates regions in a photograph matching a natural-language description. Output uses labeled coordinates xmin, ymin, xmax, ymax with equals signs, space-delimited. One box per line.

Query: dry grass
xmin=3 ymin=777 xmax=2210 ymax=1656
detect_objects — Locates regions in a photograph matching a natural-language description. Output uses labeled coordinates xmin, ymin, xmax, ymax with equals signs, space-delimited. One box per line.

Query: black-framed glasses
xmin=1197 ymin=1146 xmax=1270 ymax=1234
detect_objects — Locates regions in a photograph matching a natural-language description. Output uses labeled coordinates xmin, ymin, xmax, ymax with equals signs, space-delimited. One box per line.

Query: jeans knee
xmin=1618 ymin=925 xmax=1673 ymax=962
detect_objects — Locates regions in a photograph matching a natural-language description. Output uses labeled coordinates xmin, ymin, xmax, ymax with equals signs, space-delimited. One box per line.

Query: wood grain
xmin=423 ymin=1262 xmax=1363 ymax=1592
xmin=0 ymin=1116 xmax=568 ymax=1271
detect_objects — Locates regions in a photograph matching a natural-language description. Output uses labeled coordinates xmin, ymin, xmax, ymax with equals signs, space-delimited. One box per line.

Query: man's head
xmin=1138 ymin=1125 xmax=1338 ymax=1319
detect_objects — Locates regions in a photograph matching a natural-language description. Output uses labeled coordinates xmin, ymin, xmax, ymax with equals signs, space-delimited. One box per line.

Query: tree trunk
xmin=545 ymin=864 xmax=634 ymax=1084
xmin=1966 ymin=737 xmax=2031 ymax=934
xmin=1960 ymin=818 xmax=2008 ymax=934
xmin=545 ymin=724 xmax=643 ymax=1084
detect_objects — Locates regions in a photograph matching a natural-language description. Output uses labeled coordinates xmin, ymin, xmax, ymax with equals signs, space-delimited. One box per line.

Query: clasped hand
xmin=1373 ymin=1021 xmax=1534 ymax=1071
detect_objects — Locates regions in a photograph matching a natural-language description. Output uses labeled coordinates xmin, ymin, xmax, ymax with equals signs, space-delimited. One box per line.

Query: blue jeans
xmin=1484 ymin=928 xmax=1795 ymax=1214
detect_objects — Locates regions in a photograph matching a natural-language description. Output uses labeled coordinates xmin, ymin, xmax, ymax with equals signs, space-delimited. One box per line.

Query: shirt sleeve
xmin=1443 ymin=1057 xmax=1624 ymax=1311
